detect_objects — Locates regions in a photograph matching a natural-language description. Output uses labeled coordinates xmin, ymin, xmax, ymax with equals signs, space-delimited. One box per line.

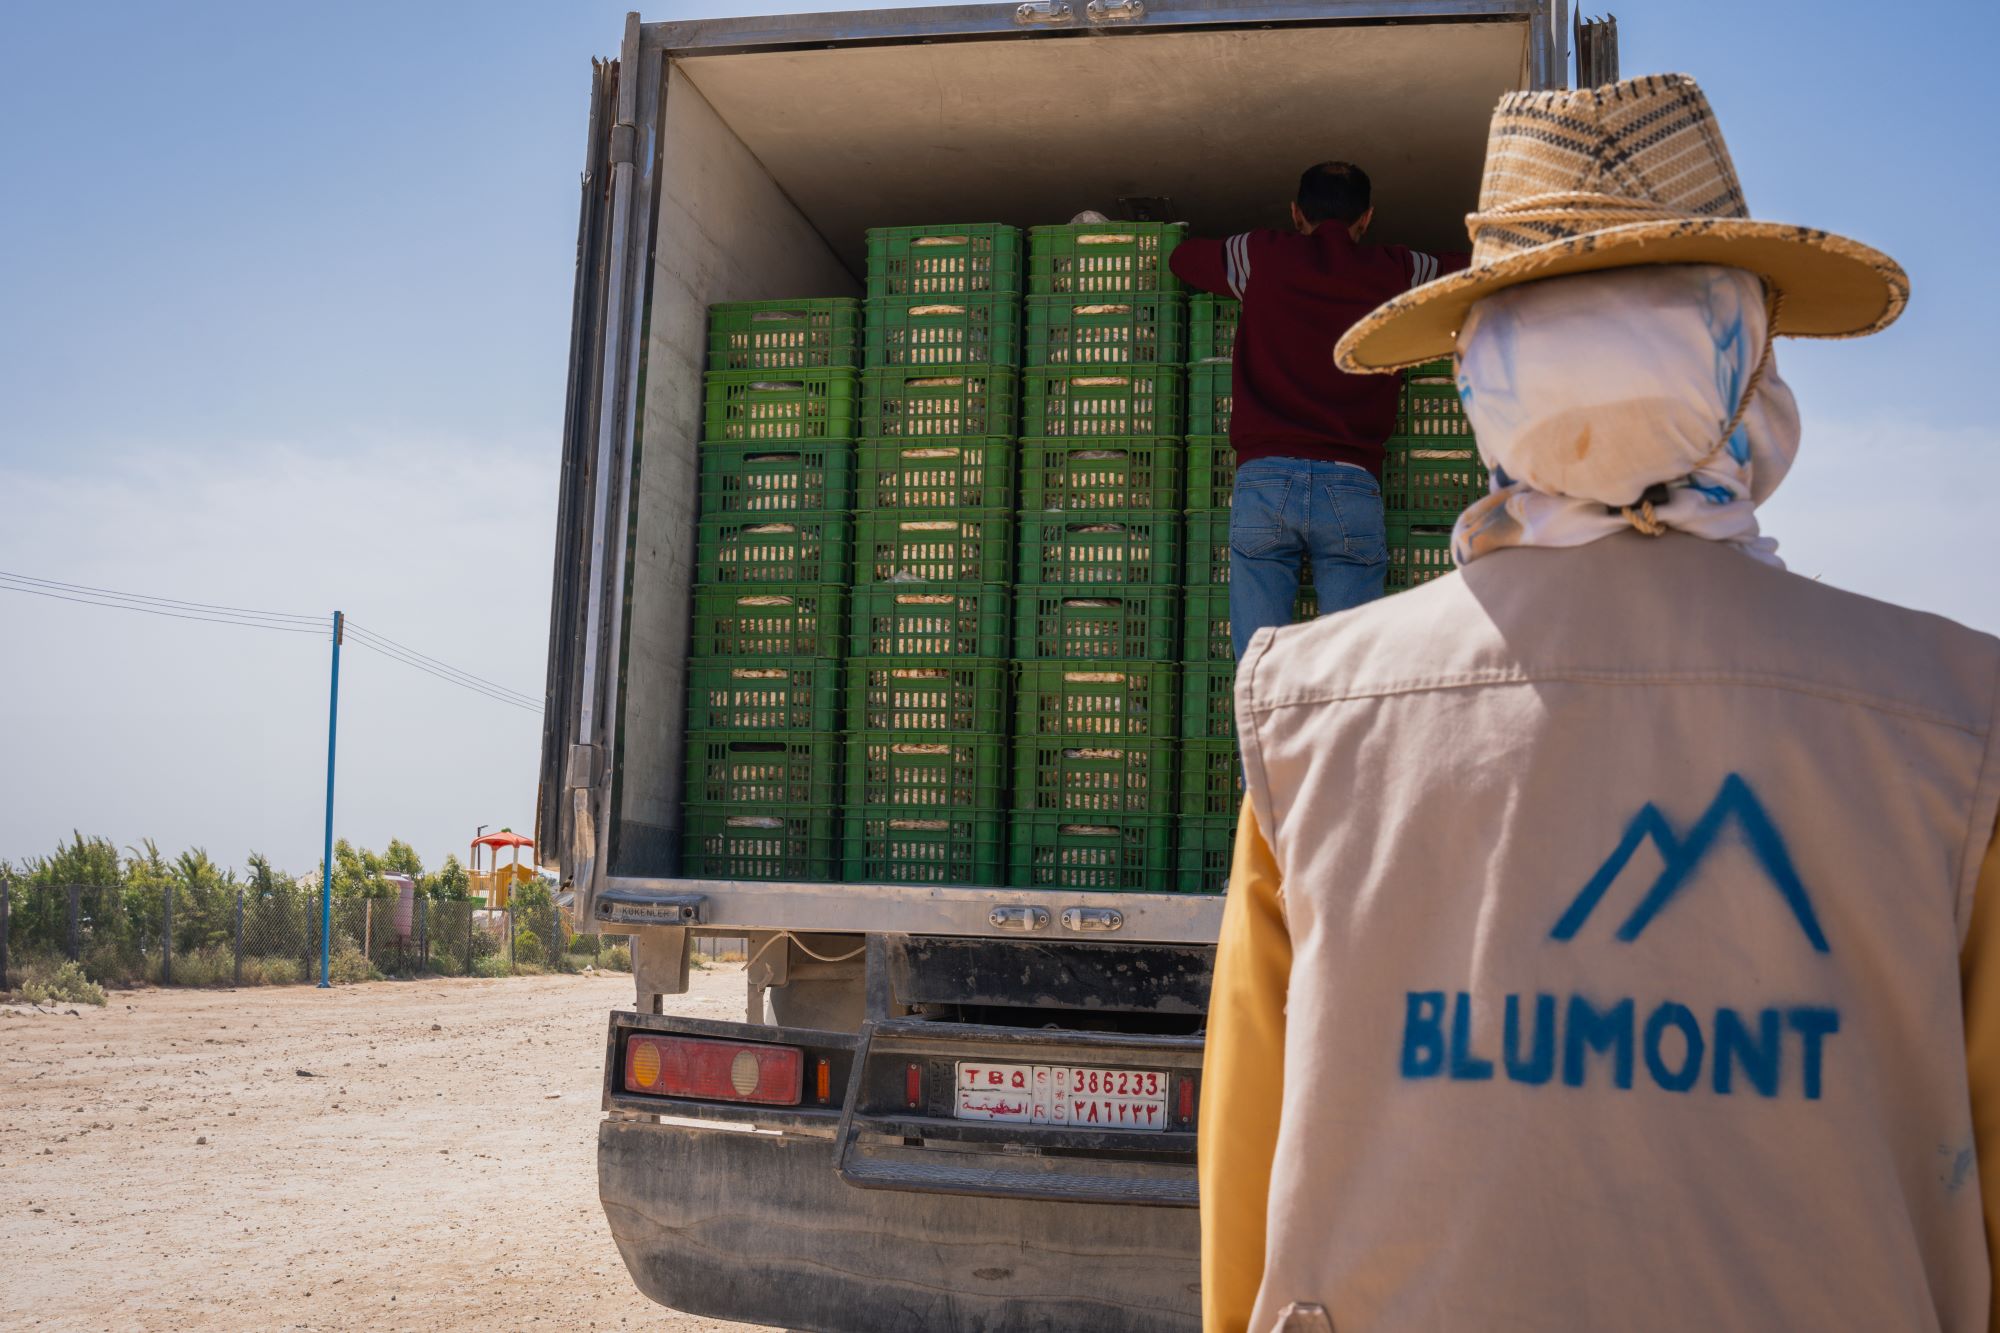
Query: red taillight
xmin=623 ymin=1034 xmax=803 ymax=1106
xmin=1178 ymin=1075 xmax=1196 ymax=1126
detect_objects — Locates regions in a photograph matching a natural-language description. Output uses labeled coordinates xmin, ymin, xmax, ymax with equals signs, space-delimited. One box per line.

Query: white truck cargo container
xmin=538 ymin=5 xmax=1612 ymax=1328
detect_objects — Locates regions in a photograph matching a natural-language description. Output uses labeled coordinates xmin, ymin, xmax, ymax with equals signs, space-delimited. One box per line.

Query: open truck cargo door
xmin=537 ymin=18 xmax=660 ymax=923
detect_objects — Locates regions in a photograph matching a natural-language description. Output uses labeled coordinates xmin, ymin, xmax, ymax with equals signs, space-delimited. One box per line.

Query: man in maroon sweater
xmin=1170 ymin=162 xmax=1469 ymax=658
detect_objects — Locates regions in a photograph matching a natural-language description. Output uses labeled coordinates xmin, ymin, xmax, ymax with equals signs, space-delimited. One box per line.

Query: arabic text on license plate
xmin=953 ymin=1062 xmax=1170 ymax=1132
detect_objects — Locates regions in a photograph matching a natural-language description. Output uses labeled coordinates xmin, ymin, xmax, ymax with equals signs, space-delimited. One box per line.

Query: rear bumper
xmin=599 ymin=1117 xmax=1200 ymax=1333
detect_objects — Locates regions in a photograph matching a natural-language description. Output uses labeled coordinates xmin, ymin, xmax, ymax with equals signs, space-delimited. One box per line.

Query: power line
xmin=1 ymin=569 xmax=543 ymax=716
xmin=0 ymin=577 xmax=330 ymax=636
xmin=345 ymin=637 xmax=543 ymax=715
xmin=344 ymin=620 xmax=542 ymax=708
xmin=346 ymin=622 xmax=540 ymax=706
xmin=0 ymin=569 xmax=323 ymax=624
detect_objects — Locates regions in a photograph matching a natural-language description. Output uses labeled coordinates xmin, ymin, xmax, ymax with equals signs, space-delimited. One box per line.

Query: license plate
xmin=953 ymin=1061 xmax=1170 ymax=1132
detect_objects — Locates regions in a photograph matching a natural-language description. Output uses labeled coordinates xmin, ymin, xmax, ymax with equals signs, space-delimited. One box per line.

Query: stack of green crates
xmin=1175 ymin=311 xmax=1486 ymax=889
xmin=845 ymin=226 xmax=1024 ymax=886
xmin=1178 ymin=294 xmax=1262 ymax=892
xmin=684 ymin=299 xmax=860 ymax=882
xmin=1011 ymin=222 xmax=1187 ymax=892
xmin=1385 ymin=359 xmax=1484 ymax=591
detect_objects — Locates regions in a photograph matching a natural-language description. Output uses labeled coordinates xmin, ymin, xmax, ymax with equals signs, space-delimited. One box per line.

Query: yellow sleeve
xmin=1201 ymin=799 xmax=1292 ymax=1333
xmin=1962 ymin=810 xmax=2000 ymax=1333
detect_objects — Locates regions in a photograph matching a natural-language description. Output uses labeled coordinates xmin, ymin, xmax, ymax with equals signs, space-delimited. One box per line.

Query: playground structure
xmin=468 ymin=829 xmax=536 ymax=909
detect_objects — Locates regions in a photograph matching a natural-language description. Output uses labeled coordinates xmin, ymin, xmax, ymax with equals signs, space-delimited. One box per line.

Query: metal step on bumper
xmin=834 ymin=1017 xmax=1203 ymax=1207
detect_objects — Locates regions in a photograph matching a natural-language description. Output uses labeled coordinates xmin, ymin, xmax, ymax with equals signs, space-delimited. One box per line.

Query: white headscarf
xmin=1450 ymin=265 xmax=1801 ymax=568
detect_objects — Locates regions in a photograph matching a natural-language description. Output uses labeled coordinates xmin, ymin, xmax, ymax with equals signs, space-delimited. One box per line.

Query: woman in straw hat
xmin=1202 ymin=73 xmax=2000 ymax=1333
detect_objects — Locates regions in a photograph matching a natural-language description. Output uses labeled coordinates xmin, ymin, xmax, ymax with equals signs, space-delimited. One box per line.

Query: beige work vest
xmin=1236 ymin=532 xmax=2000 ymax=1332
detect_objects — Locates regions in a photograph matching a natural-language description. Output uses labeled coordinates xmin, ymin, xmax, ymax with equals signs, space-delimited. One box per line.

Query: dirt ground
xmin=0 ymin=964 xmax=773 ymax=1332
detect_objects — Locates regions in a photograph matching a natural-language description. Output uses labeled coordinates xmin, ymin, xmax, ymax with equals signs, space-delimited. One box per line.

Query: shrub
xmin=601 ymin=943 xmax=631 ymax=972
xmin=472 ymin=953 xmax=513 ymax=979
xmin=329 ymin=945 xmax=379 ymax=985
xmin=80 ymin=941 xmax=145 ymax=988
xmin=22 ymin=960 xmax=108 ymax=1007
xmin=250 ymin=957 xmax=304 ymax=986
xmin=512 ymin=928 xmax=544 ymax=966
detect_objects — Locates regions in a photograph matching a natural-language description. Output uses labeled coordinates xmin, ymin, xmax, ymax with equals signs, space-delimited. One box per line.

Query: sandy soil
xmin=0 ymin=965 xmax=772 ymax=1332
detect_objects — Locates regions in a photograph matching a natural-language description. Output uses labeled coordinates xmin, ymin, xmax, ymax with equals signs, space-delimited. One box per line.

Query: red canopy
xmin=472 ymin=831 xmax=534 ymax=849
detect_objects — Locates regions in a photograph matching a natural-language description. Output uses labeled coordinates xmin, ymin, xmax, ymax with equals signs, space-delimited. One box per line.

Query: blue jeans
xmin=1229 ymin=457 xmax=1387 ymax=661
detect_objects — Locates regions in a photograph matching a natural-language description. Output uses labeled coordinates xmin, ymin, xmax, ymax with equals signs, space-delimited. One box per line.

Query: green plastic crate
xmin=842 ymin=809 xmax=1006 ymax=887
xmin=857 ymin=510 xmax=1013 ymax=584
xmin=696 ymin=513 xmax=852 ymax=585
xmin=1024 ymin=294 xmax=1186 ymax=367
xmin=1396 ymin=361 xmax=1472 ymax=442
xmin=1020 ymin=438 xmax=1184 ymax=513
xmin=1184 ymin=510 xmax=1230 ymax=586
xmin=1015 ymin=662 xmax=1179 ymax=740
xmin=691 ymin=585 xmax=846 ymax=659
xmin=684 ymin=732 xmax=842 ymax=808
xmin=865 ymin=296 xmax=1023 ymax=368
xmin=1382 ymin=439 xmax=1488 ymax=517
xmin=840 ymin=808 xmax=1008 ymax=880
xmin=857 ymin=439 xmax=1015 ymax=512
xmin=1174 ymin=815 xmax=1236 ymax=894
xmin=703 ymin=371 xmax=858 ymax=442
xmin=847 ymin=659 xmax=1008 ymax=734
xmin=1008 ymin=814 xmax=1176 ymax=892
xmin=1181 ymin=661 xmax=1237 ymax=740
xmin=1014 ymin=586 xmax=1179 ymax=661
xmin=866 ymin=225 xmax=1023 ymax=299
xmin=698 ymin=442 xmax=854 ymax=516
xmin=845 ymin=733 xmax=1009 ymax=812
xmin=1013 ymin=738 xmax=1177 ymax=816
xmin=1187 ymin=360 xmax=1232 ymax=437
xmin=1182 ymin=585 xmax=1317 ymax=663
xmin=1027 ymin=223 xmax=1185 ymax=295
xmin=1021 ymin=366 xmax=1184 ymax=439
xmin=682 ymin=804 xmax=839 ymax=882
xmin=1185 ymin=438 xmax=1234 ymax=511
xmin=1188 ymin=295 xmax=1240 ymax=363
xmin=1018 ymin=512 xmax=1181 ymax=586
xmin=861 ymin=368 xmax=1020 ymax=438
xmin=1179 ymin=738 xmax=1243 ymax=818
xmin=1387 ymin=519 xmax=1456 ymax=592
xmin=707 ymin=299 xmax=862 ymax=372
xmin=686 ymin=659 xmax=842 ymax=734
xmin=850 ymin=584 xmax=1011 ymax=659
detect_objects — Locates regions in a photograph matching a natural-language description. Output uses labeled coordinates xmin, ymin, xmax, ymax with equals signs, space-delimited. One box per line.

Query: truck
xmin=538 ymin=4 xmax=1615 ymax=1329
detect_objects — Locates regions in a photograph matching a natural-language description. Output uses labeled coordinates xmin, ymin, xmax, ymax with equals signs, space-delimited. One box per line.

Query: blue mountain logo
xmin=1550 ymin=773 xmax=1829 ymax=953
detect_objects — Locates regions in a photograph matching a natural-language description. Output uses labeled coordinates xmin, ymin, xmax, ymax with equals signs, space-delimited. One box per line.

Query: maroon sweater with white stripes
xmin=1170 ymin=226 xmax=1468 ymax=474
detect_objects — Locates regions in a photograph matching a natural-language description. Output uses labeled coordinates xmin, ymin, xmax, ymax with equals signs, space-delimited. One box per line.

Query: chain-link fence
xmin=0 ymin=879 xmax=633 ymax=989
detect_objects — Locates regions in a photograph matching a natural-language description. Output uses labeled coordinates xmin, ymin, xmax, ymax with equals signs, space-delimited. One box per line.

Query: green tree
xmin=10 ymin=833 xmax=123 ymax=959
xmin=428 ymin=853 xmax=470 ymax=901
xmin=508 ymin=875 xmax=554 ymax=911
xmin=119 ymin=840 xmax=172 ymax=967
xmin=381 ymin=839 xmax=425 ymax=880
xmin=22 ymin=832 xmax=122 ymax=888
xmin=168 ymin=848 xmax=236 ymax=952
xmin=332 ymin=838 xmax=393 ymax=899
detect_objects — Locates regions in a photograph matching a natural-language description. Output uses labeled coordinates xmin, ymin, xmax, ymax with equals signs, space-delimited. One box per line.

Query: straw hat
xmin=1335 ymin=73 xmax=1909 ymax=373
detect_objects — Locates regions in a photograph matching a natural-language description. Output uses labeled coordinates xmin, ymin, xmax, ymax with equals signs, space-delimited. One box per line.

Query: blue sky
xmin=1 ymin=0 xmax=1994 ymax=874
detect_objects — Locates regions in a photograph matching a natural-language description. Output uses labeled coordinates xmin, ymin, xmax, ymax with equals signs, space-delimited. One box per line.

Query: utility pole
xmin=319 ymin=610 xmax=344 ymax=988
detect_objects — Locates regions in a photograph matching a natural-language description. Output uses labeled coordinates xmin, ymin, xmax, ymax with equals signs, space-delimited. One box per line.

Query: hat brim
xmin=1334 ymin=219 xmax=1910 ymax=373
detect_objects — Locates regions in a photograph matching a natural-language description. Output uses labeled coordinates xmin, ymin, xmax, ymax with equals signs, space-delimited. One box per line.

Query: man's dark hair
xmin=1296 ymin=161 xmax=1372 ymax=225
